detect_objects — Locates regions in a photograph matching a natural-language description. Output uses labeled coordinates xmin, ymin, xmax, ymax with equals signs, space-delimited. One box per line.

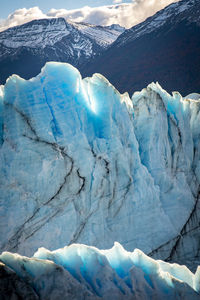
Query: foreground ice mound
xmin=0 ymin=62 xmax=200 ymax=271
xmin=0 ymin=242 xmax=199 ymax=299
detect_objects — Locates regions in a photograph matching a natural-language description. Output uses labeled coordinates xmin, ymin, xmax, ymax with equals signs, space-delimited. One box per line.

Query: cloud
xmin=0 ymin=0 xmax=180 ymax=32
xmin=47 ymin=0 xmax=180 ymax=28
xmin=0 ymin=7 xmax=46 ymax=32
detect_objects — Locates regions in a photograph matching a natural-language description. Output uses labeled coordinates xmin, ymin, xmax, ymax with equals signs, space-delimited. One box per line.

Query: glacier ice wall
xmin=0 ymin=62 xmax=200 ymax=269
xmin=0 ymin=242 xmax=199 ymax=299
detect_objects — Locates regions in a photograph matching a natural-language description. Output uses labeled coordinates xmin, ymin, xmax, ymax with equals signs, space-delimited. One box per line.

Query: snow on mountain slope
xmin=0 ymin=18 xmax=124 ymax=85
xmin=71 ymin=22 xmax=125 ymax=48
xmin=0 ymin=17 xmax=124 ymax=51
xmin=114 ymin=0 xmax=199 ymax=47
xmin=0 ymin=62 xmax=200 ymax=272
xmin=0 ymin=242 xmax=199 ymax=299
xmin=81 ymin=0 xmax=200 ymax=97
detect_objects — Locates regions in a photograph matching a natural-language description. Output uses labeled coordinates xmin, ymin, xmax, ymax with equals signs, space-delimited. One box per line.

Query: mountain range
xmin=81 ymin=0 xmax=200 ymax=96
xmin=0 ymin=18 xmax=124 ymax=84
xmin=1 ymin=0 xmax=200 ymax=97
xmin=0 ymin=0 xmax=200 ymax=96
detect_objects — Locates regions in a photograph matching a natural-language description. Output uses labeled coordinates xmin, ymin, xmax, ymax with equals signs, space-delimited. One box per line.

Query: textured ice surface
xmin=0 ymin=242 xmax=199 ymax=299
xmin=0 ymin=62 xmax=200 ymax=271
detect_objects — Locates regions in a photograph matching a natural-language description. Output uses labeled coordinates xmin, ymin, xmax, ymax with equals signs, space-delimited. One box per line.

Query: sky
xmin=0 ymin=0 xmax=132 ymax=18
xmin=0 ymin=0 xmax=179 ymax=32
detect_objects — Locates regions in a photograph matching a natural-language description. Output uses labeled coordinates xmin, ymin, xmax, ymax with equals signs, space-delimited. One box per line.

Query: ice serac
xmin=0 ymin=243 xmax=199 ymax=299
xmin=0 ymin=62 xmax=200 ymax=271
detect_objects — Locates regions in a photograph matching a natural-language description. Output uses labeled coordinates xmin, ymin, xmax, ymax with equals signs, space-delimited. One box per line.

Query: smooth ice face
xmin=0 ymin=243 xmax=199 ymax=300
xmin=0 ymin=62 xmax=200 ymax=271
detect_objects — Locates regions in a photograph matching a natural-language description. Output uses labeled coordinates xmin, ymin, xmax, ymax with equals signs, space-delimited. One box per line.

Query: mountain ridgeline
xmin=0 ymin=0 xmax=200 ymax=96
xmin=81 ymin=0 xmax=200 ymax=96
xmin=0 ymin=18 xmax=124 ymax=84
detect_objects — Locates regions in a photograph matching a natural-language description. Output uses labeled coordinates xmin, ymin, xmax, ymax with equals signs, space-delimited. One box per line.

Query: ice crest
xmin=0 ymin=243 xmax=199 ymax=299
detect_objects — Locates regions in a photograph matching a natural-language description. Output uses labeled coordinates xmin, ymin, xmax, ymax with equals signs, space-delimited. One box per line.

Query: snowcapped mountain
xmin=114 ymin=0 xmax=199 ymax=47
xmin=81 ymin=0 xmax=200 ymax=96
xmin=0 ymin=18 xmax=124 ymax=50
xmin=0 ymin=17 xmax=124 ymax=84
xmin=0 ymin=62 xmax=200 ymax=274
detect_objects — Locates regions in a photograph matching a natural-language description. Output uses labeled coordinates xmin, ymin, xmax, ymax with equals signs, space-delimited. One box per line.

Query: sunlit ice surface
xmin=0 ymin=242 xmax=199 ymax=299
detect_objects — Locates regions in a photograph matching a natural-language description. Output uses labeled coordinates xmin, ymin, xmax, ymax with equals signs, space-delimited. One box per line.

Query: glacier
xmin=0 ymin=242 xmax=200 ymax=299
xmin=0 ymin=61 xmax=200 ymax=274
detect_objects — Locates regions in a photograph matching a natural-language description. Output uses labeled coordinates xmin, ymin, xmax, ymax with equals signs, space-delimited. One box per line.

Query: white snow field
xmin=0 ymin=62 xmax=200 ymax=275
xmin=0 ymin=242 xmax=199 ymax=299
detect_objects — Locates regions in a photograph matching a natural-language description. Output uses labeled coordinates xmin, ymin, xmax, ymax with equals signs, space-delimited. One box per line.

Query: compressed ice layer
xmin=0 ymin=62 xmax=200 ymax=271
xmin=0 ymin=242 xmax=199 ymax=299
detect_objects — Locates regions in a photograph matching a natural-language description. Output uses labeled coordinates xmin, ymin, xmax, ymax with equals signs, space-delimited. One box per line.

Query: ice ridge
xmin=0 ymin=242 xmax=199 ymax=299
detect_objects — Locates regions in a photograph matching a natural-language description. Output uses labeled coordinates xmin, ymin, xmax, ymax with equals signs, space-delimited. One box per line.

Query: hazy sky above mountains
xmin=0 ymin=0 xmax=179 ymax=32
